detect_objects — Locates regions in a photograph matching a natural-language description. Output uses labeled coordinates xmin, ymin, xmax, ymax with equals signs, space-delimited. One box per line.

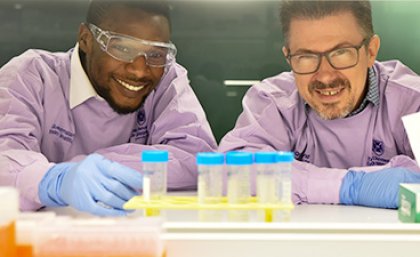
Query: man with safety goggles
xmin=0 ymin=0 xmax=217 ymax=216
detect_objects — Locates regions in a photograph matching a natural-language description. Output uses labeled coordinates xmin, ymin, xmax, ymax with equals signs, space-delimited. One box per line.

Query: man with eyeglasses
xmin=0 ymin=0 xmax=217 ymax=216
xmin=219 ymin=0 xmax=420 ymax=209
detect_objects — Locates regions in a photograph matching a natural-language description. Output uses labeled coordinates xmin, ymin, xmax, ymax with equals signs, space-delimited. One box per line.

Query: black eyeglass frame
xmin=286 ymin=38 xmax=371 ymax=75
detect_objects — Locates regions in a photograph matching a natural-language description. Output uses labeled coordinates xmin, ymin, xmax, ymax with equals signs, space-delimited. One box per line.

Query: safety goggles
xmin=87 ymin=23 xmax=177 ymax=67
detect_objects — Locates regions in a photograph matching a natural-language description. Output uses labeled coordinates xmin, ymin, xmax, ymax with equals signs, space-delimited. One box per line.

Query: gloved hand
xmin=339 ymin=167 xmax=420 ymax=209
xmin=39 ymin=153 xmax=142 ymax=216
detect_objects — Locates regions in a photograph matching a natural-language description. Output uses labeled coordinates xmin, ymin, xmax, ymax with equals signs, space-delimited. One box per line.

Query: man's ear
xmin=282 ymin=46 xmax=290 ymax=64
xmin=367 ymin=34 xmax=380 ymax=67
xmin=78 ymin=23 xmax=92 ymax=54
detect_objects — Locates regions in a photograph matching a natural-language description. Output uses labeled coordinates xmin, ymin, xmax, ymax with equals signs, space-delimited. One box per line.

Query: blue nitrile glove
xmin=340 ymin=167 xmax=420 ymax=209
xmin=39 ymin=153 xmax=142 ymax=216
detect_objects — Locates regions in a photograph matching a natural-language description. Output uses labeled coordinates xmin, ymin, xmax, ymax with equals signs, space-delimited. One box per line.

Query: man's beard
xmin=94 ymin=85 xmax=143 ymax=115
xmin=309 ymin=78 xmax=353 ymax=120
xmin=80 ymin=49 xmax=143 ymax=115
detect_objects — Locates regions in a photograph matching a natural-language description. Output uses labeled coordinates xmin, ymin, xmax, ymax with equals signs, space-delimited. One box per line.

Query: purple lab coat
xmin=219 ymin=60 xmax=420 ymax=205
xmin=0 ymin=48 xmax=217 ymax=210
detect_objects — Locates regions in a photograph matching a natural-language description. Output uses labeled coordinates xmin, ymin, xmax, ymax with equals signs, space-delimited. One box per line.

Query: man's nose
xmin=314 ymin=56 xmax=337 ymax=84
xmin=125 ymin=54 xmax=150 ymax=76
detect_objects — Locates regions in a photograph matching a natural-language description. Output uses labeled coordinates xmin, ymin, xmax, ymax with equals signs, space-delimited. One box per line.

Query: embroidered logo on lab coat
xmin=367 ymin=139 xmax=389 ymax=166
xmin=48 ymin=124 xmax=74 ymax=143
xmin=137 ymin=108 xmax=146 ymax=126
xmin=372 ymin=139 xmax=384 ymax=156
xmin=294 ymin=150 xmax=310 ymax=163
xmin=131 ymin=108 xmax=148 ymax=141
xmin=367 ymin=156 xmax=389 ymax=166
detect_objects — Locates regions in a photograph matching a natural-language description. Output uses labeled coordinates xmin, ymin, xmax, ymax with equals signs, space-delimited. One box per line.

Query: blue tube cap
xmin=226 ymin=151 xmax=253 ymax=165
xmin=254 ymin=152 xmax=277 ymax=164
xmin=277 ymin=151 xmax=294 ymax=163
xmin=197 ymin=152 xmax=224 ymax=165
xmin=142 ymin=150 xmax=169 ymax=162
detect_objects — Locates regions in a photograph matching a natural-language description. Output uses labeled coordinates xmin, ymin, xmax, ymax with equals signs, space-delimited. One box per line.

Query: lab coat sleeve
xmin=218 ymin=82 xmax=420 ymax=205
xmin=0 ymin=65 xmax=55 ymax=211
xmin=70 ymin=64 xmax=218 ymax=190
xmin=292 ymin=154 xmax=420 ymax=205
xmin=218 ymin=82 xmax=296 ymax=154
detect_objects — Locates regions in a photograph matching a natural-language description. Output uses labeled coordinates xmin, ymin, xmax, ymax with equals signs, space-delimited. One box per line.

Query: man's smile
xmin=115 ymin=78 xmax=146 ymax=92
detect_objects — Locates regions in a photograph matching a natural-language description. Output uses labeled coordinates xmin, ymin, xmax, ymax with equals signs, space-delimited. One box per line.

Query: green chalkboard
xmin=1 ymin=0 xmax=419 ymax=142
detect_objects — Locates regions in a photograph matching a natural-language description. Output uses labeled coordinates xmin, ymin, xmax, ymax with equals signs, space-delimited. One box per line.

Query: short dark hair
xmin=86 ymin=0 xmax=171 ymax=30
xmin=279 ymin=0 xmax=374 ymax=46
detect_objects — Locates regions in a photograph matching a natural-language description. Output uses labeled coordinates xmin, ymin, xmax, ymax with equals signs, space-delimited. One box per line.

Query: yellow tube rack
xmin=124 ymin=196 xmax=294 ymax=222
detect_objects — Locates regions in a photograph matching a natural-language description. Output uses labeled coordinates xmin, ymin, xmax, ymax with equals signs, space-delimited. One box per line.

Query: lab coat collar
xmin=69 ymin=44 xmax=99 ymax=109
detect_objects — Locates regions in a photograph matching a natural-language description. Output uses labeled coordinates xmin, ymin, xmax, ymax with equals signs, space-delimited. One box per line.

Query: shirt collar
xmin=348 ymin=67 xmax=380 ymax=116
xmin=69 ymin=44 xmax=100 ymax=109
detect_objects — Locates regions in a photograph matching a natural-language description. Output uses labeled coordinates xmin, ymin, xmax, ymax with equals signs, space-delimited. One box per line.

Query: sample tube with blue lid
xmin=277 ymin=151 xmax=294 ymax=205
xmin=142 ymin=150 xmax=169 ymax=216
xmin=197 ymin=152 xmax=224 ymax=222
xmin=255 ymin=152 xmax=278 ymax=221
xmin=226 ymin=151 xmax=253 ymax=222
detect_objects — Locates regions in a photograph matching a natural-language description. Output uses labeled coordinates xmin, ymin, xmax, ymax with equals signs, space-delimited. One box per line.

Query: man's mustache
xmin=310 ymin=78 xmax=351 ymax=91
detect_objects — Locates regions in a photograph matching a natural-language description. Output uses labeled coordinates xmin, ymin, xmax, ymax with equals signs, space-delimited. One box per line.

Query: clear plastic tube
xmin=277 ymin=151 xmax=294 ymax=205
xmin=255 ymin=152 xmax=278 ymax=221
xmin=226 ymin=151 xmax=252 ymax=222
xmin=197 ymin=152 xmax=224 ymax=222
xmin=276 ymin=151 xmax=294 ymax=221
xmin=142 ymin=150 xmax=169 ymax=216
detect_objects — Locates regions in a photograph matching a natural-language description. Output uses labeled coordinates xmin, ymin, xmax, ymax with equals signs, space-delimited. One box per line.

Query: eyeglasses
xmin=286 ymin=38 xmax=370 ymax=75
xmin=87 ymin=23 xmax=177 ymax=67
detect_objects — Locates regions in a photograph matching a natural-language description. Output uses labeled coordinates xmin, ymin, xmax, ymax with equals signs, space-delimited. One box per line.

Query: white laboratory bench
xmin=43 ymin=203 xmax=420 ymax=257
